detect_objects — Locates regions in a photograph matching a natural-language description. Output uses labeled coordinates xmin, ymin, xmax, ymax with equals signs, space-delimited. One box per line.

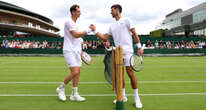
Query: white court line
xmin=189 ymin=60 xmax=206 ymax=64
xmin=0 ymin=93 xmax=206 ymax=96
xmin=0 ymin=81 xmax=206 ymax=84
xmin=0 ymin=60 xmax=64 ymax=62
xmin=0 ymin=66 xmax=103 ymax=69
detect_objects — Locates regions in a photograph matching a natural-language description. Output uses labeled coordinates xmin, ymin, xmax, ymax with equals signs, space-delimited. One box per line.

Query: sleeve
xmin=65 ymin=21 xmax=76 ymax=32
xmin=126 ymin=18 xmax=135 ymax=30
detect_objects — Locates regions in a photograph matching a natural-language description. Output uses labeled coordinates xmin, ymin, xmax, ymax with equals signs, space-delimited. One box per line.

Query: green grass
xmin=0 ymin=56 xmax=206 ymax=110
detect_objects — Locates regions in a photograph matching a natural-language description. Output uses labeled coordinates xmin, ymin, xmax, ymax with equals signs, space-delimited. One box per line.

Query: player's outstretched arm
xmin=70 ymin=30 xmax=87 ymax=38
xmin=89 ymin=24 xmax=111 ymax=41
xmin=70 ymin=24 xmax=95 ymax=38
xmin=131 ymin=28 xmax=143 ymax=56
xmin=96 ymin=32 xmax=111 ymax=41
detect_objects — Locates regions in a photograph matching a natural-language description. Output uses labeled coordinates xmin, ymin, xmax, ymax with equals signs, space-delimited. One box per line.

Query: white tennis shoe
xmin=70 ymin=94 xmax=86 ymax=102
xmin=113 ymin=96 xmax=128 ymax=104
xmin=56 ymin=87 xmax=66 ymax=101
xmin=135 ymin=98 xmax=143 ymax=108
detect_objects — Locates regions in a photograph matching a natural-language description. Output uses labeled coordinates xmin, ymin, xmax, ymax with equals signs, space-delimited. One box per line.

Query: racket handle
xmin=142 ymin=44 xmax=146 ymax=50
xmin=140 ymin=56 xmax=143 ymax=61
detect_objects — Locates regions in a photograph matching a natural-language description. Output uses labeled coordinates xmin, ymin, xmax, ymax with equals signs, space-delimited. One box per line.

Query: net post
xmin=115 ymin=46 xmax=124 ymax=110
xmin=112 ymin=47 xmax=115 ymax=91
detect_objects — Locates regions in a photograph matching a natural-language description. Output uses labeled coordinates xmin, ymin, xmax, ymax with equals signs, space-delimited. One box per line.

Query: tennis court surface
xmin=0 ymin=56 xmax=206 ymax=110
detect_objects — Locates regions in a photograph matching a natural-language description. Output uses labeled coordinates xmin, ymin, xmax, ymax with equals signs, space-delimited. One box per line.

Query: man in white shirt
xmin=94 ymin=4 xmax=143 ymax=108
xmin=56 ymin=4 xmax=95 ymax=102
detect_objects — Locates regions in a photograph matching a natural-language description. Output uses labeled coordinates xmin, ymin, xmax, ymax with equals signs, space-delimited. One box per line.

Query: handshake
xmin=86 ymin=24 xmax=97 ymax=35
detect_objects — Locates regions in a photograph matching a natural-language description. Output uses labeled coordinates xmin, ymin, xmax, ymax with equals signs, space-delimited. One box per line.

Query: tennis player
xmin=94 ymin=4 xmax=143 ymax=108
xmin=56 ymin=4 xmax=95 ymax=102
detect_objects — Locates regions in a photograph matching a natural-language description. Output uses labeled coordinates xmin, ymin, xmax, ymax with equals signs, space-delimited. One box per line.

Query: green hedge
xmin=142 ymin=48 xmax=206 ymax=54
xmin=1 ymin=36 xmax=206 ymax=43
xmin=0 ymin=48 xmax=206 ymax=54
xmin=0 ymin=48 xmax=62 ymax=54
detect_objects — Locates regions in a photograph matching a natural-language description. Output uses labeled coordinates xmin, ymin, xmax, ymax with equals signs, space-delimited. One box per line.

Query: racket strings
xmin=131 ymin=55 xmax=143 ymax=72
xmin=82 ymin=52 xmax=92 ymax=65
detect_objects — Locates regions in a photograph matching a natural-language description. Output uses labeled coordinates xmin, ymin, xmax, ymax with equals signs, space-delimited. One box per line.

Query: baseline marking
xmin=0 ymin=81 xmax=206 ymax=84
xmin=0 ymin=93 xmax=206 ymax=97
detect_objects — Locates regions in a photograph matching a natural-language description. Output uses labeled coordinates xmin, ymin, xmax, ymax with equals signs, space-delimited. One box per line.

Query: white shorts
xmin=123 ymin=53 xmax=133 ymax=67
xmin=63 ymin=51 xmax=82 ymax=67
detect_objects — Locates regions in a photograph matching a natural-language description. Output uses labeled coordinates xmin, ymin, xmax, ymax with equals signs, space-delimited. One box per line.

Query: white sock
xmin=133 ymin=88 xmax=140 ymax=101
xmin=72 ymin=87 xmax=78 ymax=95
xmin=123 ymin=88 xmax=126 ymax=98
xmin=59 ymin=82 xmax=66 ymax=89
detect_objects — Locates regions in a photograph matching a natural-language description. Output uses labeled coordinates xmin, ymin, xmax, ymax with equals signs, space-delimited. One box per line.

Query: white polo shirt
xmin=63 ymin=17 xmax=82 ymax=53
xmin=107 ymin=17 xmax=135 ymax=54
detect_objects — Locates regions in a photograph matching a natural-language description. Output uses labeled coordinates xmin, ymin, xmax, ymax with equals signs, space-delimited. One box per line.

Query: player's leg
xmin=126 ymin=67 xmax=137 ymax=88
xmin=63 ymin=67 xmax=79 ymax=84
xmin=126 ymin=66 xmax=142 ymax=108
xmin=71 ymin=69 xmax=80 ymax=96
xmin=56 ymin=66 xmax=80 ymax=101
xmin=122 ymin=67 xmax=127 ymax=101
xmin=70 ymin=67 xmax=86 ymax=101
xmin=56 ymin=51 xmax=74 ymax=101
xmin=72 ymin=67 xmax=80 ymax=87
xmin=57 ymin=51 xmax=84 ymax=101
xmin=62 ymin=66 xmax=81 ymax=84
xmin=122 ymin=53 xmax=134 ymax=101
xmin=124 ymin=53 xmax=142 ymax=108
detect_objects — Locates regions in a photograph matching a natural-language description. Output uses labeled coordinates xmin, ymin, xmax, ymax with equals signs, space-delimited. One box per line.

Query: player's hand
xmin=88 ymin=24 xmax=97 ymax=35
xmin=86 ymin=24 xmax=96 ymax=35
xmin=89 ymin=24 xmax=96 ymax=32
xmin=137 ymin=48 xmax=143 ymax=56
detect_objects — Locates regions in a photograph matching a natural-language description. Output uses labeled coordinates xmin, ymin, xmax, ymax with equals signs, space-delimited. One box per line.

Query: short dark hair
xmin=70 ymin=4 xmax=80 ymax=14
xmin=111 ymin=4 xmax=122 ymax=13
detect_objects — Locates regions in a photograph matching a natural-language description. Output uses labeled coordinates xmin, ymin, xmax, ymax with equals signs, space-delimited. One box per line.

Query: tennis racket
xmin=81 ymin=51 xmax=93 ymax=65
xmin=130 ymin=54 xmax=143 ymax=72
xmin=130 ymin=44 xmax=145 ymax=72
